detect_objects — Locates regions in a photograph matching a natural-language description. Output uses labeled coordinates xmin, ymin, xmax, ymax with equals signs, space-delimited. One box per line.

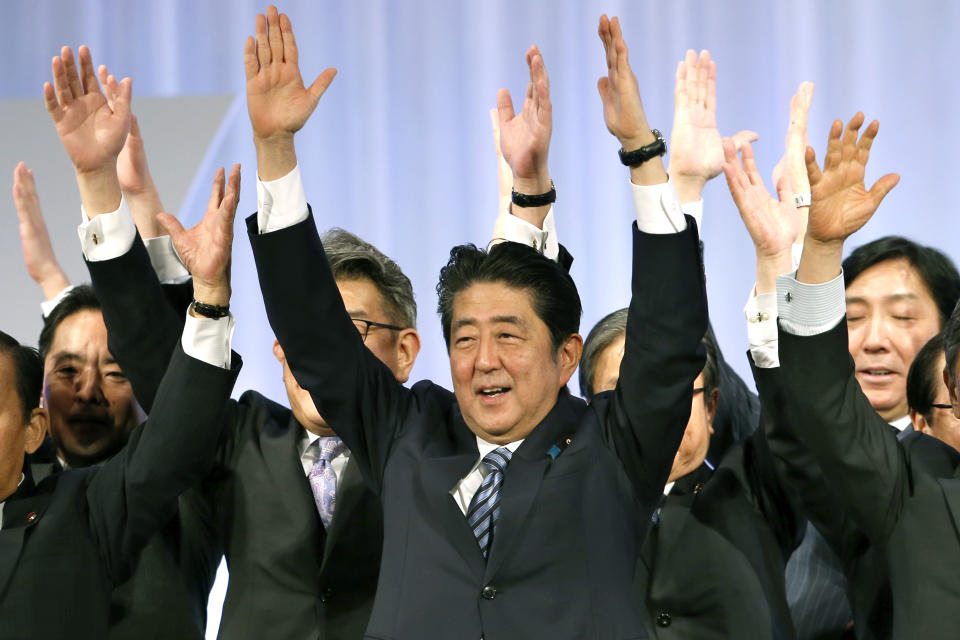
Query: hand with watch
xmin=156 ymin=165 xmax=242 ymax=318
xmin=496 ymin=44 xmax=555 ymax=228
xmin=596 ymin=15 xmax=668 ymax=186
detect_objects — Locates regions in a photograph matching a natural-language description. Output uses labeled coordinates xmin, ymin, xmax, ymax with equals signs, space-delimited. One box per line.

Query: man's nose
xmin=75 ymin=369 xmax=106 ymax=404
xmin=475 ymin=336 xmax=500 ymax=372
xmin=861 ymin=313 xmax=890 ymax=352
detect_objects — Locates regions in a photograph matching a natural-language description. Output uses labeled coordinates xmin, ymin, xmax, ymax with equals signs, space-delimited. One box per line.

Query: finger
xmin=536 ymin=78 xmax=551 ymax=124
xmin=730 ymin=130 xmax=759 ymax=151
xmin=696 ymin=50 xmax=710 ymax=107
xmin=868 ymin=173 xmax=900 ymax=209
xmin=497 ymin=88 xmax=515 ymax=125
xmin=598 ymin=15 xmax=613 ymax=69
xmin=705 ymin=58 xmax=717 ymax=113
xmin=280 ymin=13 xmax=298 ymax=65
xmin=684 ymin=49 xmax=697 ymax=107
xmin=156 ymin=212 xmax=185 ymax=241
xmin=805 ymin=146 xmax=823 ymax=186
xmin=775 ymin=171 xmax=794 ymax=205
xmin=306 ymin=67 xmax=337 ymax=105
xmin=597 ymin=77 xmax=611 ymax=108
xmin=43 ymin=82 xmax=64 ymax=120
xmin=244 ymin=36 xmax=259 ymax=80
xmin=112 ymin=77 xmax=132 ymax=124
xmin=857 ymin=119 xmax=880 ymax=161
xmin=794 ymin=81 xmax=813 ymax=130
xmin=266 ymin=6 xmax=284 ymax=67
xmin=255 ymin=13 xmax=270 ymax=66
xmin=98 ymin=65 xmax=113 ymax=106
xmin=221 ymin=164 xmax=242 ymax=217
xmin=129 ymin=114 xmax=141 ymax=138
xmin=490 ymin=108 xmax=502 ymax=151
xmin=208 ymin=167 xmax=226 ymax=210
xmin=51 ymin=55 xmax=73 ymax=104
xmin=822 ymin=119 xmax=844 ymax=171
xmin=840 ymin=112 xmax=865 ymax=162
xmin=61 ymin=47 xmax=84 ymax=99
xmin=741 ymin=142 xmax=762 ymax=186
xmin=77 ymin=45 xmax=99 ymax=95
xmin=612 ymin=18 xmax=630 ymax=75
xmin=674 ymin=60 xmax=688 ymax=110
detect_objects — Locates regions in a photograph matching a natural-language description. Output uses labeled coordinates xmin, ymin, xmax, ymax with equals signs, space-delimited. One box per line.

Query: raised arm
xmin=86 ymin=162 xmax=241 ymax=583
xmin=776 ymin=113 xmax=902 ymax=543
xmin=11 ymin=162 xmax=72 ymax=303
xmin=594 ymin=15 xmax=708 ymax=511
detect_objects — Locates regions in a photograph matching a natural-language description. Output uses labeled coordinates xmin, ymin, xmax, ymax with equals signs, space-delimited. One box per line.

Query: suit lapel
xmin=484 ymin=396 xmax=579 ymax=581
xmin=0 ymin=470 xmax=49 ymax=596
xmin=263 ymin=415 xmax=323 ymax=536
xmin=421 ymin=449 xmax=486 ymax=578
xmin=320 ymin=455 xmax=366 ymax=570
xmin=938 ymin=477 xmax=960 ymax=540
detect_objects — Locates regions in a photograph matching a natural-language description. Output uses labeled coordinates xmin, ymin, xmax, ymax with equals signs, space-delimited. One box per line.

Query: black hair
xmin=38 ymin=285 xmax=101 ymax=363
xmin=907 ymin=333 xmax=946 ymax=420
xmin=0 ymin=330 xmax=43 ymax=423
xmin=436 ymin=241 xmax=581 ymax=353
xmin=843 ymin=236 xmax=960 ymax=326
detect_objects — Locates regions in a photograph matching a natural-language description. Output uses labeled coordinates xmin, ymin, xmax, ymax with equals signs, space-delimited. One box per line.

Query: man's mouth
xmin=478 ymin=387 xmax=510 ymax=399
xmin=859 ymin=369 xmax=896 ymax=380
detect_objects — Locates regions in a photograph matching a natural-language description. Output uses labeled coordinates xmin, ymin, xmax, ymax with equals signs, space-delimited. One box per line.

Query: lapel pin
xmin=25 ymin=512 xmax=38 ymax=524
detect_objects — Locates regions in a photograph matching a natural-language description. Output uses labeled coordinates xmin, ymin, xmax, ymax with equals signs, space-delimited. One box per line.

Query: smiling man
xmin=247 ymin=14 xmax=707 ymax=639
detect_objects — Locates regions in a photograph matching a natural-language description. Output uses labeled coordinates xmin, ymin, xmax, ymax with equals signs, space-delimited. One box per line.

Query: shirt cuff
xmin=776 ymin=271 xmax=846 ymax=336
xmin=492 ymin=206 xmax=559 ymax=261
xmin=181 ymin=309 xmax=234 ymax=369
xmin=78 ymin=197 xmax=136 ymax=262
xmin=679 ymin=199 xmax=703 ymax=234
xmin=631 ymin=178 xmax=686 ymax=234
xmin=40 ymin=285 xmax=75 ymax=319
xmin=144 ymin=236 xmax=190 ymax=283
xmin=745 ymin=291 xmax=780 ymax=368
xmin=257 ymin=164 xmax=309 ymax=234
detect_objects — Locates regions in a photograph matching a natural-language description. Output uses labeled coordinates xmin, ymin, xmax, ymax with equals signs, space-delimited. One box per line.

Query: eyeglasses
xmin=350 ymin=318 xmax=405 ymax=343
xmin=932 ymin=403 xmax=955 ymax=411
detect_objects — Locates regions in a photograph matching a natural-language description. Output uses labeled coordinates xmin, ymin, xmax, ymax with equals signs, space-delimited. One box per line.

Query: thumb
xmin=496 ymin=88 xmax=515 ymax=126
xmin=775 ymin=171 xmax=793 ymax=205
xmin=868 ymin=173 xmax=900 ymax=209
xmin=307 ymin=67 xmax=337 ymax=105
xmin=156 ymin=212 xmax=185 ymax=243
xmin=730 ymin=130 xmax=759 ymax=151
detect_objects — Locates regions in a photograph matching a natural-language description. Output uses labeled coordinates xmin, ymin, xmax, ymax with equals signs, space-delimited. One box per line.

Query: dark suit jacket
xmin=0 ymin=345 xmax=238 ymax=640
xmin=636 ymin=420 xmax=802 ymax=639
xmin=87 ymin=234 xmax=384 ymax=640
xmin=249 ymin=212 xmax=708 ymax=640
xmin=26 ymin=445 xmax=219 ymax=640
xmin=761 ymin=320 xmax=960 ymax=639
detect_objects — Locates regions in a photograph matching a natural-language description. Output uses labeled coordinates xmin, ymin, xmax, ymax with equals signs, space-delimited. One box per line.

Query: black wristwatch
xmin=618 ymin=129 xmax=666 ymax=167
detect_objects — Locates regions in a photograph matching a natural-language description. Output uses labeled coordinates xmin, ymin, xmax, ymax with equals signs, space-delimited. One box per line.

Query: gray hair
xmin=579 ymin=308 xmax=719 ymax=402
xmin=321 ymin=228 xmax=417 ymax=329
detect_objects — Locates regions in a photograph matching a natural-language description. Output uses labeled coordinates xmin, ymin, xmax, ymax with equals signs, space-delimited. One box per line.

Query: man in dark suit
xmin=0 ymin=161 xmax=241 ymax=638
xmin=246 ymin=14 xmax=707 ymax=639
xmin=744 ymin=111 xmax=960 ymax=638
xmin=580 ymin=312 xmax=802 ymax=638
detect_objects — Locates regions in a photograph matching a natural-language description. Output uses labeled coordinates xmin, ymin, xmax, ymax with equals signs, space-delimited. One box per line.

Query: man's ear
xmin=272 ymin=338 xmax=285 ymax=364
xmin=557 ymin=333 xmax=584 ymax=387
xmin=910 ymin=408 xmax=933 ymax=435
xmin=393 ymin=329 xmax=421 ymax=384
xmin=945 ymin=367 xmax=960 ymax=419
xmin=24 ymin=408 xmax=48 ymax=455
xmin=705 ymin=388 xmax=719 ymax=434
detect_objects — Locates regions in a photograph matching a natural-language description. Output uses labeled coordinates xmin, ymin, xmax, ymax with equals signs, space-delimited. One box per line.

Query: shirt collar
xmin=890 ymin=414 xmax=913 ymax=431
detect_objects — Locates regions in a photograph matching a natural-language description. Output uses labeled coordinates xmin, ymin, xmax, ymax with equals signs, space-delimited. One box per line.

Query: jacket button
xmin=480 ymin=585 xmax=497 ymax=600
xmin=321 ymin=587 xmax=333 ymax=603
xmin=656 ymin=612 xmax=671 ymax=627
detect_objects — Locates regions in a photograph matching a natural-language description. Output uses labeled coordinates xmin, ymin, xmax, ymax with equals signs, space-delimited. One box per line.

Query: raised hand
xmin=12 ymin=163 xmax=71 ymax=300
xmin=497 ymin=46 xmax=552 ymax=189
xmin=804 ymin=113 xmax=899 ymax=247
xmin=721 ymin=140 xmax=797 ymax=292
xmin=157 ymin=165 xmax=241 ymax=306
xmin=772 ymin=82 xmax=814 ymax=242
xmin=596 ymin=15 xmax=666 ymax=185
xmin=44 ymin=46 xmax=130 ymax=175
xmin=489 ymin=107 xmax=514 ymax=212
xmin=99 ymin=64 xmax=166 ymax=238
xmin=668 ymin=49 xmax=758 ymax=203
xmin=245 ymin=6 xmax=337 ymax=179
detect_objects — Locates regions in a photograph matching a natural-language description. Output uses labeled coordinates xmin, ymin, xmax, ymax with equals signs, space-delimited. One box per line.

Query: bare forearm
xmin=796 ymin=238 xmax=843 ymax=285
xmin=126 ymin=185 xmax=166 ymax=239
xmin=76 ymin=165 xmax=122 ymax=217
xmin=255 ymin=134 xmax=297 ymax=182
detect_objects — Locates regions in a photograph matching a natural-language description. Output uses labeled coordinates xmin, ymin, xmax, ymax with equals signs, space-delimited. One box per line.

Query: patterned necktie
xmin=308 ymin=436 xmax=347 ymax=528
xmin=466 ymin=447 xmax=513 ymax=559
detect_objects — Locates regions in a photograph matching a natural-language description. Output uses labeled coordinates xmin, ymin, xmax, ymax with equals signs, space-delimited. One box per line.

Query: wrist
xmin=38 ymin=271 xmax=71 ymax=302
xmin=512 ymin=174 xmax=552 ymax=195
xmin=75 ymin=166 xmax=123 ymax=218
xmin=671 ymin=175 xmax=707 ymax=204
xmin=254 ymin=134 xmax=298 ymax=182
xmin=192 ymin=281 xmax=231 ymax=308
xmin=617 ymin=129 xmax=657 ymax=151
xmin=796 ymin=238 xmax=844 ymax=285
xmin=755 ymin=249 xmax=792 ymax=295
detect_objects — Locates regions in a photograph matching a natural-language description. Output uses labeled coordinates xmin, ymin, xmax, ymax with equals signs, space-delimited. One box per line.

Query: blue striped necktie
xmin=466 ymin=447 xmax=513 ymax=558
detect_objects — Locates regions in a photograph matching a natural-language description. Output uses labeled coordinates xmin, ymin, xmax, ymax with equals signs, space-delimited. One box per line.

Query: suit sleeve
xmin=602 ymin=218 xmax=708 ymax=513
xmin=773 ymin=322 xmax=907 ymax=545
xmin=247 ymin=210 xmax=410 ymax=494
xmin=85 ymin=343 xmax=240 ymax=583
xmin=86 ymin=233 xmax=185 ymax=413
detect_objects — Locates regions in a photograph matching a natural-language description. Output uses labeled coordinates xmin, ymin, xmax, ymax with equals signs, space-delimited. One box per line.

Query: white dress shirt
xmin=450 ymin=437 xmax=525 ymax=515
